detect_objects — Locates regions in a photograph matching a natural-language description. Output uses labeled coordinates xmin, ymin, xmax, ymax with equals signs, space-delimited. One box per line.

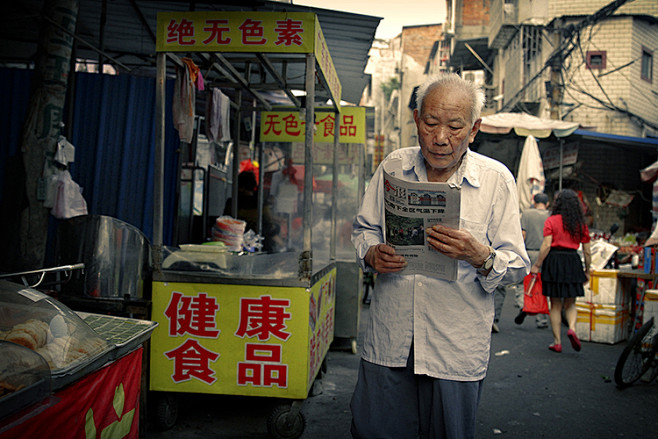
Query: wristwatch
xmin=477 ymin=246 xmax=496 ymax=274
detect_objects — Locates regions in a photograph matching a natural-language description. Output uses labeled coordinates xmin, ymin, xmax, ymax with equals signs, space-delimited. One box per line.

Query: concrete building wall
xmin=362 ymin=38 xmax=403 ymax=159
xmin=629 ymin=18 xmax=658 ymax=136
xmin=548 ymin=0 xmax=658 ymax=21
xmin=561 ymin=16 xmax=658 ymax=137
xmin=489 ymin=0 xmax=657 ymax=137
xmin=399 ymin=25 xmax=443 ymax=148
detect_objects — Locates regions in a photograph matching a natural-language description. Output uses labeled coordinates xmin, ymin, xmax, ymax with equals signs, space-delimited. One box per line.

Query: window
xmin=586 ymin=51 xmax=606 ymax=70
xmin=641 ymin=47 xmax=653 ymax=83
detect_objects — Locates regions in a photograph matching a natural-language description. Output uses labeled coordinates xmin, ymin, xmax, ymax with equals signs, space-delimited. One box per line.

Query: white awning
xmin=480 ymin=112 xmax=579 ymax=138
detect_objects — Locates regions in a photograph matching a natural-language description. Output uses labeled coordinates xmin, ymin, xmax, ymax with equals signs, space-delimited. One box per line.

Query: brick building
xmin=489 ymin=0 xmax=658 ymax=138
xmin=361 ymin=24 xmax=445 ymax=170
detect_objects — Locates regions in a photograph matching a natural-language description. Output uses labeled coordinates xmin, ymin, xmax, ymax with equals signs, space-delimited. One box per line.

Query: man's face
xmin=414 ymin=85 xmax=480 ymax=179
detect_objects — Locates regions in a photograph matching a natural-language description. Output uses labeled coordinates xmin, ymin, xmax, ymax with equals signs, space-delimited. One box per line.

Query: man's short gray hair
xmin=415 ymin=73 xmax=486 ymax=124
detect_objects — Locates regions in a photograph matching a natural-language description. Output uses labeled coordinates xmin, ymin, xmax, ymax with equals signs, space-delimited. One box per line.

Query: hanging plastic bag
xmin=522 ymin=273 xmax=549 ymax=315
xmin=51 ymin=170 xmax=88 ymax=219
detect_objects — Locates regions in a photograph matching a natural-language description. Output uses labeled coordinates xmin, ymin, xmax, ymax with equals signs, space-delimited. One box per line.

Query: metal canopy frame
xmin=0 ymin=0 xmax=380 ymax=105
xmin=153 ymin=11 xmax=342 ymax=281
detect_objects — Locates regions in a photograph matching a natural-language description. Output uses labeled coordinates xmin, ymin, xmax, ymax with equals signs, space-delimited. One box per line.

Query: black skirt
xmin=540 ymin=248 xmax=587 ymax=298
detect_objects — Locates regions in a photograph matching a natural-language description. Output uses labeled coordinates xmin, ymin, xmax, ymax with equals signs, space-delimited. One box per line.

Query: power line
xmin=500 ymin=0 xmax=632 ymax=113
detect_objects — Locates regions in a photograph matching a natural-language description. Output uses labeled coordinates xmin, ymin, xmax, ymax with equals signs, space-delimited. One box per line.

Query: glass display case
xmin=0 ymin=280 xmax=112 ymax=390
xmin=0 ymin=340 xmax=51 ymax=420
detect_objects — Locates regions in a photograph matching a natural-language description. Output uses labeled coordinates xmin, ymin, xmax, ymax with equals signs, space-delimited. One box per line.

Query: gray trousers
xmin=350 ymin=349 xmax=483 ymax=439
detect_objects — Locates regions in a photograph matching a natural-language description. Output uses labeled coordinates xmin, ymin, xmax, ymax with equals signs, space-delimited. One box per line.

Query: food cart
xmin=258 ymin=106 xmax=367 ymax=353
xmin=148 ymin=11 xmax=345 ymax=438
xmin=0 ymin=280 xmax=157 ymax=439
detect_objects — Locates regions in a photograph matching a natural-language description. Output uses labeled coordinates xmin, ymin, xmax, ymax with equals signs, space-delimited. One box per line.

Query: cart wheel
xmin=321 ymin=357 xmax=328 ymax=375
xmin=151 ymin=392 xmax=178 ymax=431
xmin=267 ymin=402 xmax=306 ymax=439
xmin=351 ymin=338 xmax=358 ymax=355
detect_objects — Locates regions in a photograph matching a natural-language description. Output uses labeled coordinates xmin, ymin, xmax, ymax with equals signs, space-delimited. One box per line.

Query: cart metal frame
xmin=150 ymin=12 xmax=343 ymax=438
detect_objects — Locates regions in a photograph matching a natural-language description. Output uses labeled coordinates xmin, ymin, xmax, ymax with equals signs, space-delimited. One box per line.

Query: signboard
xmin=260 ymin=107 xmax=365 ymax=144
xmin=149 ymin=269 xmax=335 ymax=399
xmin=156 ymin=11 xmax=340 ymax=109
xmin=542 ymin=142 xmax=579 ymax=170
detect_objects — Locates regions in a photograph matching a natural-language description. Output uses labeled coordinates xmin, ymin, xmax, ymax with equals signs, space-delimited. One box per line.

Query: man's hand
xmin=426 ymin=224 xmax=490 ymax=268
xmin=365 ymin=244 xmax=407 ymax=273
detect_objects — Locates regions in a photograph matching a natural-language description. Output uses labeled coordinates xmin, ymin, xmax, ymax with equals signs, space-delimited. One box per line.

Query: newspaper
xmin=383 ymin=159 xmax=461 ymax=280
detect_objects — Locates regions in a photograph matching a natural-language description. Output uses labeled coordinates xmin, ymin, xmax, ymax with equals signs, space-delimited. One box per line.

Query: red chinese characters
xmin=237 ymin=343 xmax=287 ymax=388
xmin=235 ymin=295 xmax=292 ymax=388
xmin=164 ymin=291 xmax=220 ymax=338
xmin=165 ymin=16 xmax=309 ymax=49
xmin=263 ymin=113 xmax=307 ymax=137
xmin=203 ymin=19 xmax=231 ymax=44
xmin=235 ymin=295 xmax=292 ymax=341
xmin=318 ymin=114 xmax=335 ymax=138
xmin=163 ymin=291 xmax=221 ymax=385
xmin=167 ymin=19 xmax=196 ymax=45
xmin=263 ymin=113 xmax=282 ymax=136
xmin=282 ymin=114 xmax=302 ymax=136
xmin=274 ymin=19 xmax=304 ymax=46
xmin=165 ymin=339 xmax=220 ymax=384
xmin=238 ymin=19 xmax=266 ymax=45
xmin=340 ymin=115 xmax=357 ymax=137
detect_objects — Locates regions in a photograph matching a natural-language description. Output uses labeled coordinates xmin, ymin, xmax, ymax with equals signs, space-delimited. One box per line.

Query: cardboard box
xmin=644 ymin=289 xmax=658 ymax=340
xmin=576 ymin=302 xmax=629 ymax=344
xmin=585 ymin=269 xmax=626 ymax=305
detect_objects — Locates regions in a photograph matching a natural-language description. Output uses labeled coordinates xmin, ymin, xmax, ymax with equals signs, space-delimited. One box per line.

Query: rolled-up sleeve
xmin=478 ymin=173 xmax=530 ymax=293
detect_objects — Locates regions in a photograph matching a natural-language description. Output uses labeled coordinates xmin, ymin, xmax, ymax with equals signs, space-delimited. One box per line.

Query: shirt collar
xmin=405 ymin=148 xmax=481 ymax=188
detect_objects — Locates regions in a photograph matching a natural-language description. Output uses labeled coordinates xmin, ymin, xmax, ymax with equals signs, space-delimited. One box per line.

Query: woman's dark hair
xmin=550 ymin=189 xmax=587 ymax=240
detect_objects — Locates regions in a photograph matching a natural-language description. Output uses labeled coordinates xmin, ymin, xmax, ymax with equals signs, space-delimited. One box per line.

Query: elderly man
xmin=350 ymin=73 xmax=529 ymax=439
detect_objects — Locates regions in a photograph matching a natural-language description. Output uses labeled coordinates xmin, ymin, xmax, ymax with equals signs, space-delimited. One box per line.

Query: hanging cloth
xmin=219 ymin=90 xmax=231 ymax=142
xmin=517 ymin=135 xmax=545 ymax=211
xmin=172 ymin=62 xmax=194 ymax=142
xmin=206 ymin=88 xmax=222 ymax=143
xmin=182 ymin=57 xmax=204 ymax=91
xmin=173 ymin=58 xmax=204 ymax=142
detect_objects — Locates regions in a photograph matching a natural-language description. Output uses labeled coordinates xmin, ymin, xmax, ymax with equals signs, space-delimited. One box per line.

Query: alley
xmin=146 ymin=291 xmax=658 ymax=439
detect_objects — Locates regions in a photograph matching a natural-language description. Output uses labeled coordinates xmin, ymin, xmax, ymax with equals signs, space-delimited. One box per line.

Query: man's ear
xmin=468 ymin=118 xmax=481 ymax=143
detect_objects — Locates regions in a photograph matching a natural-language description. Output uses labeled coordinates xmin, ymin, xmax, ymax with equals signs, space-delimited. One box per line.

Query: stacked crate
xmin=576 ymin=269 xmax=630 ymax=344
xmin=643 ymin=289 xmax=658 ymax=340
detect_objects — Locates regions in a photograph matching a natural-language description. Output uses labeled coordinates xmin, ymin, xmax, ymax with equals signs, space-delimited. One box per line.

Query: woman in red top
xmin=531 ymin=189 xmax=592 ymax=353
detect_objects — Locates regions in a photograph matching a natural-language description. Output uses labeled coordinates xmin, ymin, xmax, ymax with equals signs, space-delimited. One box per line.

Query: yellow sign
xmin=156 ymin=11 xmax=341 ymax=109
xmin=156 ymin=11 xmax=315 ymax=53
xmin=149 ymin=269 xmax=335 ymax=399
xmin=260 ymin=107 xmax=365 ymax=144
xmin=313 ymin=16 xmax=341 ymax=108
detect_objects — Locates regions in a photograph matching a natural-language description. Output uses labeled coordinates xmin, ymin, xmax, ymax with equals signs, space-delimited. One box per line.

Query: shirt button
xmin=418 ymin=282 xmax=423 ymax=287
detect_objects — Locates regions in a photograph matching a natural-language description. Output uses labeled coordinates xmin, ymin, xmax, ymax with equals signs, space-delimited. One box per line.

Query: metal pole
xmin=257 ymin=133 xmax=265 ymax=236
xmin=558 ymin=138 xmax=564 ymax=191
xmin=301 ymin=53 xmax=315 ymax=278
xmin=330 ymin=111 xmax=340 ymax=260
xmin=153 ymin=52 xmax=166 ymax=269
xmin=231 ymin=90 xmax=242 ymax=218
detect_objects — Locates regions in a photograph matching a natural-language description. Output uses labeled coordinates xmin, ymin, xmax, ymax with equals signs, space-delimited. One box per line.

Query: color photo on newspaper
xmin=383 ymin=159 xmax=461 ymax=280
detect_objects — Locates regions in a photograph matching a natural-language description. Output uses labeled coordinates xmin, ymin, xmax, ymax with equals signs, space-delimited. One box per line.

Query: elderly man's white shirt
xmin=352 ymin=147 xmax=529 ymax=381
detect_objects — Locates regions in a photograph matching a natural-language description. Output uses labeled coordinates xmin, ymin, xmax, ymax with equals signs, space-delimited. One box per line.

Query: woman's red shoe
xmin=548 ymin=344 xmax=562 ymax=353
xmin=567 ymin=329 xmax=581 ymax=351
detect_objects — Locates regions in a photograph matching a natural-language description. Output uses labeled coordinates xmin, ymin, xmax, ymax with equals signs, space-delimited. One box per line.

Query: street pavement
xmin=145 ymin=291 xmax=658 ymax=439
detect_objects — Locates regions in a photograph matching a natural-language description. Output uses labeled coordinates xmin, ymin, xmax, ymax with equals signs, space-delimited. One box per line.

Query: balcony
xmin=489 ymin=0 xmax=518 ymax=49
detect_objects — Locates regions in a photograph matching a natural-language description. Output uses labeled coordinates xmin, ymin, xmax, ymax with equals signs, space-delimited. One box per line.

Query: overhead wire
xmin=557 ymin=16 xmax=658 ymax=131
